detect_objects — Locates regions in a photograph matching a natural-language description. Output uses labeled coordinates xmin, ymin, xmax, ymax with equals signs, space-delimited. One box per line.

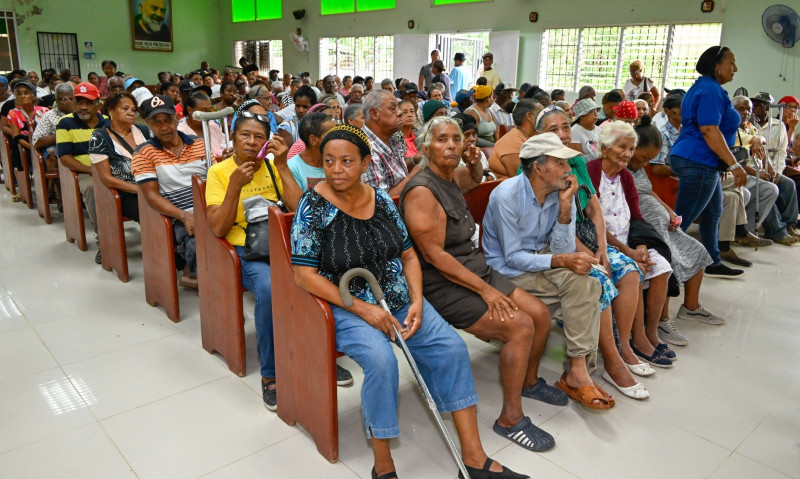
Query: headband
xmin=535 ymin=105 xmax=566 ymax=126
xmin=319 ymin=125 xmax=372 ymax=158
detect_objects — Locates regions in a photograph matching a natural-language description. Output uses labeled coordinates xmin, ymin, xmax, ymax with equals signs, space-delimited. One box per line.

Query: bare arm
xmin=498 ymin=153 xmax=520 ymax=179
xmin=650 ymin=84 xmax=661 ymax=109
xmin=699 ymin=124 xmax=737 ymax=167
xmin=453 ymin=144 xmax=483 ymax=193
xmin=386 ymin=167 xmax=419 ymax=197
xmin=34 ymin=134 xmax=55 ymax=150
xmin=94 ymin=160 xmax=138 ymax=194
xmin=1 ymin=117 xmax=12 ymax=137
xmin=60 ymin=154 xmax=92 ymax=174
xmin=651 ymin=164 xmax=675 ymax=176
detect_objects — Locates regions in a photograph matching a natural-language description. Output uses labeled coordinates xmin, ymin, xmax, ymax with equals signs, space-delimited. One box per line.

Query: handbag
xmin=729 ymin=130 xmax=750 ymax=165
xmin=241 ymin=160 xmax=288 ymax=262
xmin=574 ymin=184 xmax=599 ymax=253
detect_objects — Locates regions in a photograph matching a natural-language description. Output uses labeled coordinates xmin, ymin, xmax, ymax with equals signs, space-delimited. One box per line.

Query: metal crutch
xmin=338 ymin=268 xmax=470 ymax=479
xmin=192 ymin=107 xmax=235 ymax=168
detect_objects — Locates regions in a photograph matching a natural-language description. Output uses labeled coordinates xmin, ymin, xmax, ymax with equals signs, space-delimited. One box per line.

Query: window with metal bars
xmin=540 ymin=23 xmax=722 ymax=94
xmin=0 ymin=11 xmax=20 ymax=74
xmin=233 ymin=40 xmax=283 ymax=76
xmin=318 ymin=35 xmax=394 ymax=80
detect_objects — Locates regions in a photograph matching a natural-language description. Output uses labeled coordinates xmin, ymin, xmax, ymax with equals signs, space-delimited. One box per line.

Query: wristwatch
xmin=727 ymin=163 xmax=743 ymax=172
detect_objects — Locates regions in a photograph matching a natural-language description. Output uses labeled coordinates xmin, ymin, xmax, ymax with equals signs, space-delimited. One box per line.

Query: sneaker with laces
xmin=658 ymin=318 xmax=689 ymax=346
xmin=336 ymin=365 xmax=354 ymax=386
xmin=677 ymin=304 xmax=725 ymax=325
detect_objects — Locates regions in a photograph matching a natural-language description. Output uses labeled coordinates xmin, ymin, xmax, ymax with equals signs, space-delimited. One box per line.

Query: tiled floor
xmin=0 ymin=189 xmax=798 ymax=479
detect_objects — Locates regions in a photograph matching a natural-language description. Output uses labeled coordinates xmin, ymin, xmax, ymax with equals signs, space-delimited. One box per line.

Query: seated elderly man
xmin=751 ymin=92 xmax=800 ymax=243
xmin=32 ymin=82 xmax=75 ymax=202
xmin=132 ymin=95 xmax=208 ymax=288
xmin=402 ymin=117 xmax=567 ymax=453
xmin=347 ymin=83 xmax=365 ymax=105
xmin=56 ymin=82 xmax=110 ymax=263
xmin=483 ymin=133 xmax=609 ymax=410
xmin=361 ymin=90 xmax=416 ymax=196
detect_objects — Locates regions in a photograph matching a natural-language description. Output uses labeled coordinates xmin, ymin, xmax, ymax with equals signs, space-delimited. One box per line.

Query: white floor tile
xmin=0 ymin=293 xmax=27 ymax=333
xmin=101 ymin=376 xmax=298 ymax=479
xmin=33 ymin=302 xmax=178 ymax=364
xmin=710 ymin=453 xmax=792 ymax=479
xmin=202 ymin=433 xmax=361 ymax=479
xmin=736 ymin=396 xmax=800 ymax=478
xmin=0 ymin=423 xmax=135 ymax=479
xmin=0 ymin=327 xmax=57 ymax=381
xmin=0 ymin=368 xmax=96 ymax=453
xmin=62 ymin=334 xmax=231 ymax=419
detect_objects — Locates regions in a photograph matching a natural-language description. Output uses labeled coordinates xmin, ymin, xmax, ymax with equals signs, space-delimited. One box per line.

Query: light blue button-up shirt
xmin=483 ymin=174 xmax=576 ymax=277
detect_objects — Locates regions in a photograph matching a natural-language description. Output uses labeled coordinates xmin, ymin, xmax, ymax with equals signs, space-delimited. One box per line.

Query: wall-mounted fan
xmin=762 ymin=5 xmax=800 ymax=48
xmin=289 ymin=32 xmax=309 ymax=52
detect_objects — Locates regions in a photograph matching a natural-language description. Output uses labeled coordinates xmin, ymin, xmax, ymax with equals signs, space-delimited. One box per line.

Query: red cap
xmin=778 ymin=96 xmax=799 ymax=106
xmin=74 ymin=82 xmax=100 ymax=100
xmin=613 ymin=101 xmax=639 ymax=120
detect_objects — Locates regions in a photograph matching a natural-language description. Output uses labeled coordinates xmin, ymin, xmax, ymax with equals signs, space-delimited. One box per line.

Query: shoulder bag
xmin=574 ymin=184 xmax=599 ymax=253
xmin=241 ymin=160 xmax=288 ymax=262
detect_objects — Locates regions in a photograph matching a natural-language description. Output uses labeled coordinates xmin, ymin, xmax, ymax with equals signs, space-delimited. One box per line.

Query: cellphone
xmin=591 ymin=264 xmax=609 ymax=275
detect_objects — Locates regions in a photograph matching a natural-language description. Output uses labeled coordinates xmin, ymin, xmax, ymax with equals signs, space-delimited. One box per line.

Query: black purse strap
xmin=574 ymin=184 xmax=593 ymax=221
xmin=107 ymin=127 xmax=136 ymax=155
xmin=263 ymin=159 xmax=287 ymax=212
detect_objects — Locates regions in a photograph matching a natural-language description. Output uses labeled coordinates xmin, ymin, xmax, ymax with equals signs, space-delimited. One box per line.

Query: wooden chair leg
xmin=31 ymin=147 xmax=53 ymax=224
xmin=92 ymin=167 xmax=130 ymax=282
xmin=1 ymin=135 xmax=15 ymax=195
xmin=57 ymin=160 xmax=87 ymax=251
xmin=15 ymin=146 xmax=33 ymax=209
xmin=138 ymin=192 xmax=180 ymax=322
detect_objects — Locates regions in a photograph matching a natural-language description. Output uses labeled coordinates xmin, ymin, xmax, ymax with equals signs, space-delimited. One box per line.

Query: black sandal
xmin=458 ymin=458 xmax=530 ymax=479
xmin=371 ymin=466 xmax=398 ymax=479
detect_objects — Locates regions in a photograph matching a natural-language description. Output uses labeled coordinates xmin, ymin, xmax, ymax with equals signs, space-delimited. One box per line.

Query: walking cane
xmin=192 ymin=107 xmax=235 ymax=167
xmin=338 ymin=268 xmax=470 ymax=479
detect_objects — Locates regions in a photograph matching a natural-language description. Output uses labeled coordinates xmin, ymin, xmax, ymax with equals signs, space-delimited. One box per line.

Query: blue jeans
xmin=762 ymin=175 xmax=799 ymax=239
xmin=233 ymin=246 xmax=274 ymax=378
xmin=332 ymin=299 xmax=478 ymax=439
xmin=670 ymin=155 xmax=723 ymax=265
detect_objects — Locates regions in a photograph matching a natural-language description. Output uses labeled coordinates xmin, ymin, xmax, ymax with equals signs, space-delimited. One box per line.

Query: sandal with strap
xmin=593 ymin=382 xmax=616 ymax=408
xmin=371 ymin=467 xmax=397 ymax=479
xmin=555 ymin=374 xmax=612 ymax=410
xmin=458 ymin=458 xmax=530 ymax=479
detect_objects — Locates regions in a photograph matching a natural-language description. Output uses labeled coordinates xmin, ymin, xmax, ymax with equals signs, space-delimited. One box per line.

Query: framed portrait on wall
xmin=130 ymin=0 xmax=173 ymax=51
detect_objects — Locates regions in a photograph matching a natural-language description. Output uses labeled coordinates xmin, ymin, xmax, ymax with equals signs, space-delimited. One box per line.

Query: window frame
xmin=318 ymin=35 xmax=394 ymax=80
xmin=539 ymin=22 xmax=723 ymax=94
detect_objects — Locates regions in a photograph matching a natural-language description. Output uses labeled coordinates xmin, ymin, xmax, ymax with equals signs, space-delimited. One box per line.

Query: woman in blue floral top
xmin=291 ymin=126 xmax=528 ymax=479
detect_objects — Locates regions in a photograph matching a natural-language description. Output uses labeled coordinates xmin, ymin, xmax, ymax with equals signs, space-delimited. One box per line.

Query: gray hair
xmin=511 ymin=99 xmax=538 ymax=127
xmin=429 ymin=82 xmax=445 ymax=94
xmin=416 ymin=116 xmax=463 ymax=169
xmin=520 ymin=154 xmax=548 ymax=176
xmin=54 ymin=82 xmax=74 ymax=95
xmin=351 ymin=83 xmax=364 ymax=93
xmin=380 ymin=78 xmax=393 ymax=88
xmin=732 ymin=95 xmax=751 ymax=106
xmin=343 ymin=104 xmax=363 ymax=124
xmin=598 ymin=120 xmax=638 ymax=150
xmin=362 ymin=89 xmax=395 ymax=120
xmin=322 ymin=96 xmax=340 ymax=107
xmin=271 ymin=81 xmax=283 ymax=92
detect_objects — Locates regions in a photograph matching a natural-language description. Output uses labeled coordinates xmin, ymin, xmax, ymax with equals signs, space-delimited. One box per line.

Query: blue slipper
xmin=493 ymin=416 xmax=555 ymax=452
xmin=522 ymin=378 xmax=569 ymax=406
xmin=632 ymin=344 xmax=673 ymax=368
xmin=655 ymin=343 xmax=677 ymax=360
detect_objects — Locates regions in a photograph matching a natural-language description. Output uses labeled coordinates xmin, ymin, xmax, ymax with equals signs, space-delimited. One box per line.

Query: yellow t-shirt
xmin=205 ymin=156 xmax=284 ymax=246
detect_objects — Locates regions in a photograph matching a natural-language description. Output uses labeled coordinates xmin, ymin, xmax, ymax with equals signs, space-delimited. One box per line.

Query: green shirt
xmin=516 ymin=154 xmax=595 ymax=210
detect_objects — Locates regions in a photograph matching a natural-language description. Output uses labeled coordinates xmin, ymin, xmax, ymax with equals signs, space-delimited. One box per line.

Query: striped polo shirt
xmin=131 ymin=131 xmax=207 ymax=213
xmin=56 ymin=113 xmax=110 ymax=166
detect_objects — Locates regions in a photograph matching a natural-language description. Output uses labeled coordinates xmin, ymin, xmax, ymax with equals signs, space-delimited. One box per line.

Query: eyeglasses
xmin=239 ymin=111 xmax=270 ymax=123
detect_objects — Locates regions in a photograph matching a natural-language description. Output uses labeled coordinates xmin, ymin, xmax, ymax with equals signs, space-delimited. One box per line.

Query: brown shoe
xmin=787 ymin=226 xmax=800 ymax=239
xmin=734 ymin=232 xmax=773 ymax=247
xmin=773 ymin=235 xmax=800 ymax=246
xmin=179 ymin=272 xmax=198 ymax=289
xmin=720 ymin=249 xmax=752 ymax=267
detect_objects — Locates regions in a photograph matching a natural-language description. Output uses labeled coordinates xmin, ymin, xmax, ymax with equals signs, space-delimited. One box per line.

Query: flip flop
xmin=555 ymin=374 xmax=612 ymax=410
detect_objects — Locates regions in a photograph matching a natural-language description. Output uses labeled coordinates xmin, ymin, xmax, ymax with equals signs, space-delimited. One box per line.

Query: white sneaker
xmin=677 ymin=304 xmax=725 ymax=325
xmin=658 ymin=318 xmax=689 ymax=346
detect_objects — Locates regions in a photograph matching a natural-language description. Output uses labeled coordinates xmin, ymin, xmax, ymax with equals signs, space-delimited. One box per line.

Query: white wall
xmin=220 ymin=0 xmax=799 ymax=96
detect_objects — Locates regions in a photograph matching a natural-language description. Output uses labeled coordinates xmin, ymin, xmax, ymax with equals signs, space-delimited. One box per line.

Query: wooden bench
xmin=31 ymin=147 xmax=58 ymax=224
xmin=191 ymin=175 xmax=247 ymax=376
xmin=0 ymin=134 xmax=14 ymax=194
xmin=15 ymin=144 xmax=33 ymax=209
xmin=92 ymin=165 xmax=134 ymax=282
xmin=57 ymin=158 xmax=88 ymax=251
xmin=137 ymin=187 xmax=180 ymax=322
xmin=498 ymin=124 xmax=512 ymax=139
xmin=644 ymin=163 xmax=678 ymax=210
xmin=270 ymin=180 xmax=502 ymax=463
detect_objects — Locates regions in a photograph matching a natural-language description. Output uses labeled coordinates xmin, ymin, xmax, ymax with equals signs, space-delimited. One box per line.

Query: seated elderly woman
xmin=205 ymin=110 xmax=308 ymax=411
xmin=534 ymin=106 xmax=650 ymax=397
xmin=587 ymin=122 xmax=677 ymax=367
xmin=634 ymin=99 xmax=649 ymax=119
xmin=292 ymin=125 xmax=528 ymax=479
xmin=87 ymin=92 xmax=152 ymax=222
xmin=401 ymin=117 xmax=564 ymax=452
xmin=343 ymin=103 xmax=365 ymax=129
xmin=488 ymin=99 xmax=541 ymax=179
xmin=628 ymin=117 xmax=724 ymax=343
xmin=321 ymin=95 xmax=343 ymax=123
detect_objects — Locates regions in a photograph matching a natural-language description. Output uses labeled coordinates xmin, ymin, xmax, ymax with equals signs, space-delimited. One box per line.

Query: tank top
xmin=466 ymin=105 xmax=497 ymax=142
xmin=399 ymin=168 xmax=492 ymax=289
